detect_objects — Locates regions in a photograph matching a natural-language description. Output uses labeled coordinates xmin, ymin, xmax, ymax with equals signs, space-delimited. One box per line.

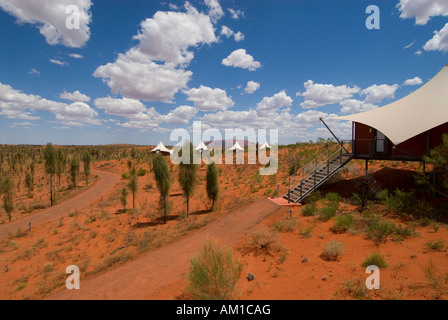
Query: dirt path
xmin=47 ymin=198 xmax=280 ymax=300
xmin=0 ymin=170 xmax=120 ymax=240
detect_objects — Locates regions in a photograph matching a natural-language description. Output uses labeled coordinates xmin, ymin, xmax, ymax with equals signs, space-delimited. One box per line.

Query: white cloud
xmin=403 ymin=77 xmax=423 ymax=86
xmin=159 ymin=105 xmax=198 ymax=124
xmin=28 ymin=68 xmax=40 ymax=75
xmin=185 ymin=85 xmax=234 ymax=111
xmin=68 ymin=53 xmax=83 ymax=59
xmin=0 ymin=0 xmax=92 ymax=48
xmin=298 ymin=80 xmax=360 ymax=108
xmin=244 ymin=81 xmax=260 ymax=94
xmin=11 ymin=121 xmax=38 ymax=126
xmin=423 ymin=22 xmax=448 ymax=52
xmin=220 ymin=26 xmax=244 ymax=42
xmin=59 ymin=90 xmax=91 ymax=102
xmin=256 ymin=91 xmax=293 ymax=117
xmin=415 ymin=49 xmax=423 ymax=55
xmin=94 ymin=97 xmax=146 ymax=116
xmin=295 ymin=110 xmax=337 ymax=128
xmin=222 ymin=49 xmax=261 ymax=71
xmin=0 ymin=82 xmax=99 ymax=126
xmin=403 ymin=40 xmax=415 ymax=49
xmin=205 ymin=0 xmax=224 ymax=23
xmin=361 ymin=84 xmax=398 ymax=104
xmin=50 ymin=58 xmax=68 ymax=67
xmin=397 ymin=0 xmax=448 ymax=25
xmin=94 ymin=3 xmax=216 ymax=102
xmin=339 ymin=99 xmax=377 ymax=115
xmin=228 ymin=8 xmax=244 ymax=19
xmin=234 ymin=31 xmax=245 ymax=42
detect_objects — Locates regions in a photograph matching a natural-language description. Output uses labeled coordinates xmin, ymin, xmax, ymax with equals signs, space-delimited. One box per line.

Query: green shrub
xmin=273 ymin=218 xmax=297 ymax=232
xmin=137 ymin=168 xmax=147 ymax=176
xmin=366 ymin=220 xmax=397 ymax=244
xmin=362 ymin=252 xmax=388 ymax=268
xmin=186 ymin=241 xmax=242 ymax=300
xmin=331 ymin=214 xmax=354 ymax=234
xmin=321 ymin=240 xmax=344 ymax=261
xmin=318 ymin=202 xmax=339 ymax=221
xmin=326 ymin=192 xmax=341 ymax=203
xmin=301 ymin=202 xmax=317 ymax=217
xmin=425 ymin=239 xmax=445 ymax=252
xmin=121 ymin=173 xmax=129 ymax=179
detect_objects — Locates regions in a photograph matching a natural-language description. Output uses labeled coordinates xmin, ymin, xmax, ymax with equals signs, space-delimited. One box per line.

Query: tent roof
xmin=195 ymin=141 xmax=208 ymax=151
xmin=150 ymin=142 xmax=173 ymax=155
xmin=259 ymin=142 xmax=271 ymax=150
xmin=229 ymin=141 xmax=244 ymax=151
xmin=332 ymin=64 xmax=448 ymax=146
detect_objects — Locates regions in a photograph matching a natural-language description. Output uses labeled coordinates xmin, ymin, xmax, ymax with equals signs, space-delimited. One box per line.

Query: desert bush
xmin=425 ymin=239 xmax=445 ymax=252
xmin=273 ymin=218 xmax=297 ymax=232
xmin=137 ymin=168 xmax=147 ymax=176
xmin=326 ymin=192 xmax=341 ymax=203
xmin=301 ymin=202 xmax=317 ymax=217
xmin=362 ymin=252 xmax=388 ymax=268
xmin=286 ymin=154 xmax=301 ymax=176
xmin=318 ymin=202 xmax=339 ymax=221
xmin=321 ymin=240 xmax=344 ymax=261
xmin=331 ymin=214 xmax=354 ymax=234
xmin=341 ymin=277 xmax=370 ymax=300
xmin=249 ymin=228 xmax=277 ymax=252
xmin=381 ymin=189 xmax=433 ymax=216
xmin=366 ymin=220 xmax=397 ymax=244
xmin=186 ymin=241 xmax=242 ymax=300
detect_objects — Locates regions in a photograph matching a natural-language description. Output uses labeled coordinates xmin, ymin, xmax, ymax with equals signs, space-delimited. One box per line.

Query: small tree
xmin=206 ymin=162 xmax=219 ymax=211
xmin=43 ymin=143 xmax=57 ymax=206
xmin=422 ymin=133 xmax=448 ymax=196
xmin=55 ymin=149 xmax=65 ymax=186
xmin=178 ymin=141 xmax=197 ymax=217
xmin=120 ymin=187 xmax=128 ymax=212
xmin=1 ymin=175 xmax=14 ymax=222
xmin=153 ymin=154 xmax=171 ymax=224
xmin=82 ymin=151 xmax=92 ymax=186
xmin=70 ymin=157 xmax=80 ymax=189
xmin=128 ymin=172 xmax=138 ymax=209
xmin=25 ymin=171 xmax=34 ymax=194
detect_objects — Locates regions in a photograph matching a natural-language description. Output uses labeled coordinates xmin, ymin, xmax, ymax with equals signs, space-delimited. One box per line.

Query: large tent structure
xmin=330 ymin=63 xmax=448 ymax=161
xmin=150 ymin=142 xmax=173 ymax=156
xmin=195 ymin=141 xmax=208 ymax=152
xmin=229 ymin=141 xmax=244 ymax=151
xmin=259 ymin=142 xmax=271 ymax=150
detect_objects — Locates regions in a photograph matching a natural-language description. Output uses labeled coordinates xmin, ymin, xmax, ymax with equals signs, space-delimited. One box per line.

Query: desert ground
xmin=0 ymin=142 xmax=447 ymax=300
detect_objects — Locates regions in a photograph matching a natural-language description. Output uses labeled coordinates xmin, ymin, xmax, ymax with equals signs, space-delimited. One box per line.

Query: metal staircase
xmin=281 ymin=142 xmax=354 ymax=203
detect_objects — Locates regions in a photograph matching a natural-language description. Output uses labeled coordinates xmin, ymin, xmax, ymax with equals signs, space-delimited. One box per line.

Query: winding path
xmin=0 ymin=170 xmax=120 ymax=240
xmin=47 ymin=198 xmax=280 ymax=300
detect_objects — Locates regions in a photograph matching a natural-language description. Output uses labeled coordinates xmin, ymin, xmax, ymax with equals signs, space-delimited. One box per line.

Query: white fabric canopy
xmin=195 ymin=141 xmax=208 ymax=151
xmin=259 ymin=142 xmax=271 ymax=150
xmin=229 ymin=141 xmax=244 ymax=151
xmin=332 ymin=64 xmax=448 ymax=146
xmin=150 ymin=142 xmax=173 ymax=155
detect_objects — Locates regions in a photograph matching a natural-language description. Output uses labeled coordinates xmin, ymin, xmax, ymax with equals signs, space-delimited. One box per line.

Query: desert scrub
xmin=365 ymin=220 xmax=397 ymax=245
xmin=301 ymin=202 xmax=317 ymax=217
xmin=325 ymin=192 xmax=341 ymax=203
xmin=249 ymin=228 xmax=278 ymax=252
xmin=362 ymin=252 xmax=388 ymax=268
xmin=318 ymin=202 xmax=339 ymax=221
xmin=330 ymin=214 xmax=354 ymax=234
xmin=321 ymin=240 xmax=344 ymax=261
xmin=425 ymin=239 xmax=445 ymax=252
xmin=186 ymin=241 xmax=242 ymax=300
xmin=273 ymin=218 xmax=297 ymax=232
xmin=340 ymin=277 xmax=370 ymax=300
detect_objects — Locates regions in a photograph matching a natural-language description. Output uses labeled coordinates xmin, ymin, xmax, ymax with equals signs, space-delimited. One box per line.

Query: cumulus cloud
xmin=59 ymin=90 xmax=90 ymax=102
xmin=220 ymin=26 xmax=244 ymax=42
xmin=185 ymin=85 xmax=234 ymax=111
xmin=397 ymin=0 xmax=448 ymax=25
xmin=256 ymin=91 xmax=293 ymax=117
xmin=403 ymin=77 xmax=423 ymax=86
xmin=94 ymin=97 xmax=146 ymax=116
xmin=205 ymin=0 xmax=224 ymax=23
xmin=298 ymin=80 xmax=360 ymax=109
xmin=94 ymin=3 xmax=216 ymax=102
xmin=339 ymin=99 xmax=378 ymax=115
xmin=222 ymin=49 xmax=261 ymax=71
xmin=159 ymin=105 xmax=198 ymax=124
xmin=244 ymin=81 xmax=260 ymax=94
xmin=234 ymin=31 xmax=245 ymax=42
xmin=423 ymin=22 xmax=448 ymax=52
xmin=360 ymin=84 xmax=398 ymax=104
xmin=0 ymin=0 xmax=92 ymax=48
xmin=0 ymin=82 xmax=99 ymax=126
xmin=228 ymin=8 xmax=244 ymax=19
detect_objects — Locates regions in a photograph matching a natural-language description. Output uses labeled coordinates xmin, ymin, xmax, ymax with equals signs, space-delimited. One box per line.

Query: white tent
xmin=195 ymin=141 xmax=208 ymax=152
xmin=150 ymin=142 xmax=173 ymax=155
xmin=332 ymin=63 xmax=448 ymax=146
xmin=229 ymin=141 xmax=244 ymax=151
xmin=259 ymin=142 xmax=271 ymax=150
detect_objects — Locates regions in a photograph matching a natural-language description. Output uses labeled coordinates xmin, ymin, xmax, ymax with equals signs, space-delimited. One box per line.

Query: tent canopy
xmin=150 ymin=142 xmax=173 ymax=155
xmin=331 ymin=64 xmax=448 ymax=146
xmin=195 ymin=141 xmax=208 ymax=151
xmin=259 ymin=142 xmax=271 ymax=150
xmin=229 ymin=141 xmax=244 ymax=151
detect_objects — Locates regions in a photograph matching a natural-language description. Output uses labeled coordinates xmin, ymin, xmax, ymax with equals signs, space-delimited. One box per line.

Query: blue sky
xmin=0 ymin=0 xmax=447 ymax=145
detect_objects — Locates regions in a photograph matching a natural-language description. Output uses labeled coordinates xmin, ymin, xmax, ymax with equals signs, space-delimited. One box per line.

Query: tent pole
xmin=320 ymin=118 xmax=348 ymax=153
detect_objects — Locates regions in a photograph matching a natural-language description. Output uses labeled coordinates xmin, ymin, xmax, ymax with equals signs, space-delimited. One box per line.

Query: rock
xmin=301 ymin=257 xmax=308 ymax=263
xmin=247 ymin=272 xmax=256 ymax=281
xmin=411 ymin=253 xmax=417 ymax=259
xmin=322 ymin=276 xmax=327 ymax=281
